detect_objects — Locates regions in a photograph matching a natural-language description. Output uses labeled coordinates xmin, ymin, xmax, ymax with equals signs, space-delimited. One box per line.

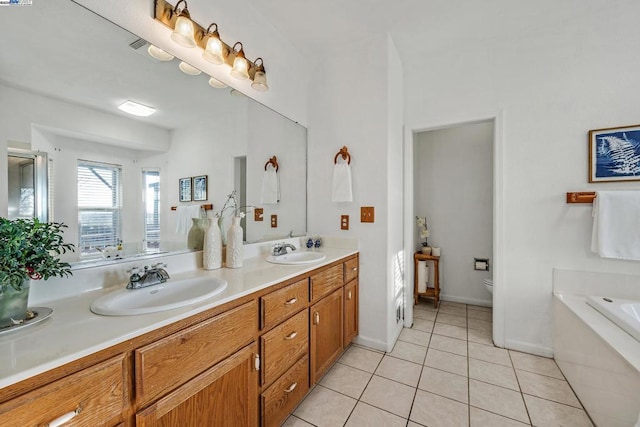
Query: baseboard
xmin=441 ymin=294 xmax=493 ymax=307
xmin=353 ymin=335 xmax=388 ymax=353
xmin=504 ymin=339 xmax=553 ymax=358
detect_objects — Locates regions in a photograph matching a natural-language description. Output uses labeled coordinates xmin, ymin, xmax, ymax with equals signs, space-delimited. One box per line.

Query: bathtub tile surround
xmin=286 ymin=301 xmax=592 ymax=426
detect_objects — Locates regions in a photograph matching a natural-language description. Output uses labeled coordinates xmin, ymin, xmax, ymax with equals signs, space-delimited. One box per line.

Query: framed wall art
xmin=179 ymin=177 xmax=192 ymax=202
xmin=193 ymin=175 xmax=208 ymax=201
xmin=589 ymin=124 xmax=640 ymax=182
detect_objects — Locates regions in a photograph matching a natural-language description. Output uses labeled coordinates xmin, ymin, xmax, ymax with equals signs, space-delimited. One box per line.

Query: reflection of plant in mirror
xmin=216 ymin=191 xmax=254 ymax=220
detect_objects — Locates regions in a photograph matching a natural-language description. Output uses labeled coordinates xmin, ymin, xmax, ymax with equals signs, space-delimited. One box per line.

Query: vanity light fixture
xmin=147 ymin=44 xmax=174 ymax=61
xmin=250 ymin=58 xmax=269 ymax=92
xmin=208 ymin=76 xmax=227 ymax=88
xmin=118 ymin=100 xmax=156 ymax=117
xmin=178 ymin=61 xmax=202 ymax=75
xmin=202 ymin=23 xmax=226 ymax=65
xmin=170 ymin=0 xmax=196 ymax=48
xmin=230 ymin=42 xmax=249 ymax=80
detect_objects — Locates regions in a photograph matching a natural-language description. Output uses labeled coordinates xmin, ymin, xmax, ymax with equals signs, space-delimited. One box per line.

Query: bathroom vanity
xmin=0 ymin=250 xmax=358 ymax=427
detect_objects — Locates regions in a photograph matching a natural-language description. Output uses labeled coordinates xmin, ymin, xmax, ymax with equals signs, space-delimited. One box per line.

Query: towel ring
xmin=264 ymin=156 xmax=279 ymax=172
xmin=334 ymin=146 xmax=351 ymax=164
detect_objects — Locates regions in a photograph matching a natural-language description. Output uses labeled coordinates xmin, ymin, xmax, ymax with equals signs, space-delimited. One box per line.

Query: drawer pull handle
xmin=314 ymin=311 xmax=320 ymax=324
xmin=47 ymin=405 xmax=82 ymax=427
xmin=284 ymin=298 xmax=298 ymax=305
xmin=347 ymin=291 xmax=352 ymax=300
xmin=284 ymin=382 xmax=298 ymax=393
xmin=285 ymin=331 xmax=298 ymax=340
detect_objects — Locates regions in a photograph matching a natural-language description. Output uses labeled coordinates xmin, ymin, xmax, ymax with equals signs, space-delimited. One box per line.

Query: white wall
xmin=405 ymin=1 xmax=640 ymax=355
xmin=415 ymin=121 xmax=493 ymax=307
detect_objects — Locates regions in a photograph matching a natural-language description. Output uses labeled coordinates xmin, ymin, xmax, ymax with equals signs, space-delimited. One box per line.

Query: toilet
xmin=483 ymin=278 xmax=493 ymax=295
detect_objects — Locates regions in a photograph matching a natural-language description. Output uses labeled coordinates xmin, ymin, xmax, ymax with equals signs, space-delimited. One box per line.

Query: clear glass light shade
xmin=230 ymin=55 xmax=249 ymax=80
xmin=203 ymin=37 xmax=224 ymax=64
xmin=171 ymin=16 xmax=196 ymax=48
xmin=208 ymin=76 xmax=227 ymax=88
xmin=251 ymin=70 xmax=269 ymax=92
xmin=147 ymin=45 xmax=174 ymax=61
xmin=178 ymin=61 xmax=201 ymax=75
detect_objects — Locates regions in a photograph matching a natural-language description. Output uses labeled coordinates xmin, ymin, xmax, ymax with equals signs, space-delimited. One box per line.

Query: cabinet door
xmin=310 ymin=288 xmax=343 ymax=384
xmin=343 ymin=279 xmax=359 ymax=347
xmin=136 ymin=343 xmax=259 ymax=427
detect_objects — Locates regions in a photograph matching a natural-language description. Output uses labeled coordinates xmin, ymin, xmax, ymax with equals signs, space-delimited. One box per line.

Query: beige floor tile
xmin=320 ymin=362 xmax=373 ymax=399
xmin=467 ymin=304 xmax=492 ymax=313
xmin=425 ymin=349 xmax=468 ymax=377
xmin=429 ymin=334 xmax=468 ymax=356
xmin=438 ymin=305 xmax=467 ymax=317
xmin=516 ymin=370 xmax=581 ymax=407
xmin=469 ymin=407 xmax=530 ymax=426
xmin=524 ymin=394 xmax=593 ymax=427
xmin=293 ymin=385 xmax=357 ymax=427
xmin=468 ymin=328 xmax=493 ymax=346
xmin=282 ymin=416 xmax=315 ymax=426
xmin=360 ymin=375 xmax=416 ymax=418
xmin=415 ymin=301 xmax=438 ymax=312
xmin=375 ymin=355 xmax=422 ymax=387
xmin=413 ymin=318 xmax=435 ymax=332
xmin=398 ymin=328 xmax=431 ymax=347
xmin=407 ymin=423 xmax=423 ymax=427
xmin=467 ymin=309 xmax=492 ymax=322
xmin=436 ymin=313 xmax=467 ymax=328
xmin=413 ymin=309 xmax=437 ymax=321
xmin=433 ymin=323 xmax=468 ymax=341
xmin=441 ymin=301 xmax=467 ymax=308
xmin=467 ymin=318 xmax=492 ymax=333
xmin=468 ymin=342 xmax=512 ymax=367
xmin=418 ymin=366 xmax=468 ymax=403
xmin=345 ymin=402 xmax=407 ymax=427
xmin=469 ymin=379 xmax=529 ymax=423
xmin=469 ymin=359 xmax=519 ymax=391
xmin=339 ymin=345 xmax=384 ymax=373
xmin=388 ymin=340 xmax=428 ymax=364
xmin=410 ymin=390 xmax=469 ymax=427
xmin=509 ymin=350 xmax=564 ymax=379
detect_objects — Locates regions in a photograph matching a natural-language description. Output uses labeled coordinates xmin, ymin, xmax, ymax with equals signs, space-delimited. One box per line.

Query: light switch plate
xmin=341 ymin=215 xmax=349 ymax=230
xmin=254 ymin=208 xmax=264 ymax=221
xmin=361 ymin=206 xmax=375 ymax=223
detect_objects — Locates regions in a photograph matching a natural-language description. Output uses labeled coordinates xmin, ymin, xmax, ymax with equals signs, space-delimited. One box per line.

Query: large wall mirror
xmin=0 ymin=0 xmax=307 ymax=267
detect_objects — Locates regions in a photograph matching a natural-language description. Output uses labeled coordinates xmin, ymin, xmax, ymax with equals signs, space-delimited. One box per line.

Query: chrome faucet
xmin=272 ymin=242 xmax=297 ymax=256
xmin=127 ymin=263 xmax=170 ymax=289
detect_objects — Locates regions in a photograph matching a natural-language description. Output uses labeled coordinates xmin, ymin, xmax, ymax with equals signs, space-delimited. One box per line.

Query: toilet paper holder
xmin=474 ymin=258 xmax=490 ymax=271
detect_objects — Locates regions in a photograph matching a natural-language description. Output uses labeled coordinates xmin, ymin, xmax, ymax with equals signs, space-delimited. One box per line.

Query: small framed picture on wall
xmin=179 ymin=177 xmax=192 ymax=202
xmin=589 ymin=124 xmax=640 ymax=182
xmin=193 ymin=175 xmax=208 ymax=201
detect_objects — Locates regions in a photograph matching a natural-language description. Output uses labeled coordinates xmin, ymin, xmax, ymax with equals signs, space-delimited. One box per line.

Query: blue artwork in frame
xmin=589 ymin=124 xmax=640 ymax=182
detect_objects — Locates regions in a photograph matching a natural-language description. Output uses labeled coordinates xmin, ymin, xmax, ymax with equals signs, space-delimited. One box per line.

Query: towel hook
xmin=264 ymin=155 xmax=279 ymax=172
xmin=334 ymin=146 xmax=351 ymax=164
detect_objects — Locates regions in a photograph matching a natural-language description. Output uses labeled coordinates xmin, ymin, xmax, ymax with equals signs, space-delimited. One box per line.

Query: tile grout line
xmin=508 ymin=345 xmax=533 ymax=425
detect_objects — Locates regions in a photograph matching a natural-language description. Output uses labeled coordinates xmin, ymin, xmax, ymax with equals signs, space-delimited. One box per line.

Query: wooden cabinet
xmin=260 ymin=309 xmax=308 ymax=387
xmin=261 ymin=355 xmax=309 ymax=427
xmin=343 ymin=278 xmax=359 ymax=348
xmin=0 ymin=354 xmax=128 ymax=427
xmin=310 ymin=287 xmax=344 ymax=384
xmin=136 ymin=343 xmax=259 ymax=427
xmin=414 ymin=252 xmax=440 ymax=308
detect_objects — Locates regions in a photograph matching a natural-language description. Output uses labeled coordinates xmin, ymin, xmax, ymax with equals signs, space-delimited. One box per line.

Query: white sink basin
xmin=266 ymin=251 xmax=326 ymax=265
xmin=91 ymin=277 xmax=228 ymax=316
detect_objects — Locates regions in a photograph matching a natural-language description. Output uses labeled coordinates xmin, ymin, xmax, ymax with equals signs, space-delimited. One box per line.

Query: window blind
xmin=143 ymin=169 xmax=160 ymax=250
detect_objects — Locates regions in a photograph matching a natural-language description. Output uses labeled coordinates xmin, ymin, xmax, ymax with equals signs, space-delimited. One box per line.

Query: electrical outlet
xmin=270 ymin=215 xmax=278 ymax=228
xmin=361 ymin=206 xmax=375 ymax=223
xmin=254 ymin=208 xmax=264 ymax=221
xmin=341 ymin=215 xmax=349 ymax=230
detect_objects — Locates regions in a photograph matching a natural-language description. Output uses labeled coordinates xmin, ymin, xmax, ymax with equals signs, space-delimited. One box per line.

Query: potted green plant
xmin=0 ymin=218 xmax=75 ymax=328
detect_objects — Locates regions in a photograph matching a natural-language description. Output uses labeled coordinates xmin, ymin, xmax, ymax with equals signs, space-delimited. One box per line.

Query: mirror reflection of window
xmin=143 ymin=169 xmax=160 ymax=251
xmin=77 ymin=160 xmax=122 ymax=257
xmin=7 ymin=150 xmax=48 ymax=222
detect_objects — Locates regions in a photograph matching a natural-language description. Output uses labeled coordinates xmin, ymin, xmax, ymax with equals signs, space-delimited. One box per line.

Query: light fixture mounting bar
xmin=154 ymin=0 xmax=259 ymax=72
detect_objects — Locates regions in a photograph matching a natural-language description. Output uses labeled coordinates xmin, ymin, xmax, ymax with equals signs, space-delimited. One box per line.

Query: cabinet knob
xmin=284 ymin=382 xmax=298 ymax=393
xmin=284 ymin=298 xmax=298 ymax=306
xmin=347 ymin=291 xmax=352 ymax=300
xmin=254 ymin=354 xmax=261 ymax=371
xmin=284 ymin=331 xmax=298 ymax=340
xmin=314 ymin=312 xmax=320 ymax=324
xmin=47 ymin=405 xmax=82 ymax=427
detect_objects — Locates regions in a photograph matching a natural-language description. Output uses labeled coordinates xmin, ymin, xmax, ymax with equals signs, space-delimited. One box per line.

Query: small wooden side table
xmin=414 ymin=252 xmax=440 ymax=308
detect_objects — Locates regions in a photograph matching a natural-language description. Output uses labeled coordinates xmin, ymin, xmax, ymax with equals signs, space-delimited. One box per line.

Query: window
xmin=77 ymin=160 xmax=122 ymax=256
xmin=142 ymin=169 xmax=160 ymax=250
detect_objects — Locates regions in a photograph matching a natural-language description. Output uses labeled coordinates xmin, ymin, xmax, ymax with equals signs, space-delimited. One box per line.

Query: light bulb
xmin=171 ymin=15 xmax=196 ymax=48
xmin=230 ymin=55 xmax=249 ymax=80
xmin=251 ymin=70 xmax=269 ymax=92
xmin=203 ymin=35 xmax=224 ymax=64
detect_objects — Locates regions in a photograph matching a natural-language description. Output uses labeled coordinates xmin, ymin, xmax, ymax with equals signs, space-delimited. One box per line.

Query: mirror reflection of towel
xmin=261 ymin=169 xmax=280 ymax=204
xmin=332 ymin=162 xmax=353 ymax=202
xmin=176 ymin=205 xmax=202 ymax=234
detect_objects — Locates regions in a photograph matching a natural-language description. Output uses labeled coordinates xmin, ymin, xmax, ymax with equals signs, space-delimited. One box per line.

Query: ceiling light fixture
xmin=118 ymin=100 xmax=156 ymax=117
xmin=154 ymin=0 xmax=270 ymax=91
xmin=170 ymin=0 xmax=196 ymax=48
xmin=208 ymin=76 xmax=227 ymax=88
xmin=147 ymin=44 xmax=174 ymax=61
xmin=178 ymin=61 xmax=202 ymax=75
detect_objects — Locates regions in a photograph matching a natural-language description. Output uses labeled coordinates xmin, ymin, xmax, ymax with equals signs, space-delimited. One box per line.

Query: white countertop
xmin=0 ymin=247 xmax=357 ymax=389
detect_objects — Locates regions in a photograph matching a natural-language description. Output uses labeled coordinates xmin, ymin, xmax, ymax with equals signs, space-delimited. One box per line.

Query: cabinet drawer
xmin=135 ymin=300 xmax=257 ymax=405
xmin=261 ymin=279 xmax=308 ymax=330
xmin=261 ymin=355 xmax=309 ymax=427
xmin=310 ymin=264 xmax=343 ymax=302
xmin=0 ymin=354 xmax=127 ymax=427
xmin=343 ymin=258 xmax=359 ymax=283
xmin=260 ymin=309 xmax=308 ymax=387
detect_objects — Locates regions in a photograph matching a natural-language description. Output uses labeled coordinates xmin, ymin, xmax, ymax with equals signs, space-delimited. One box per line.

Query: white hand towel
xmin=176 ymin=205 xmax=202 ymax=234
xmin=332 ymin=162 xmax=353 ymax=202
xmin=261 ymin=169 xmax=280 ymax=204
xmin=591 ymin=190 xmax=640 ymax=260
